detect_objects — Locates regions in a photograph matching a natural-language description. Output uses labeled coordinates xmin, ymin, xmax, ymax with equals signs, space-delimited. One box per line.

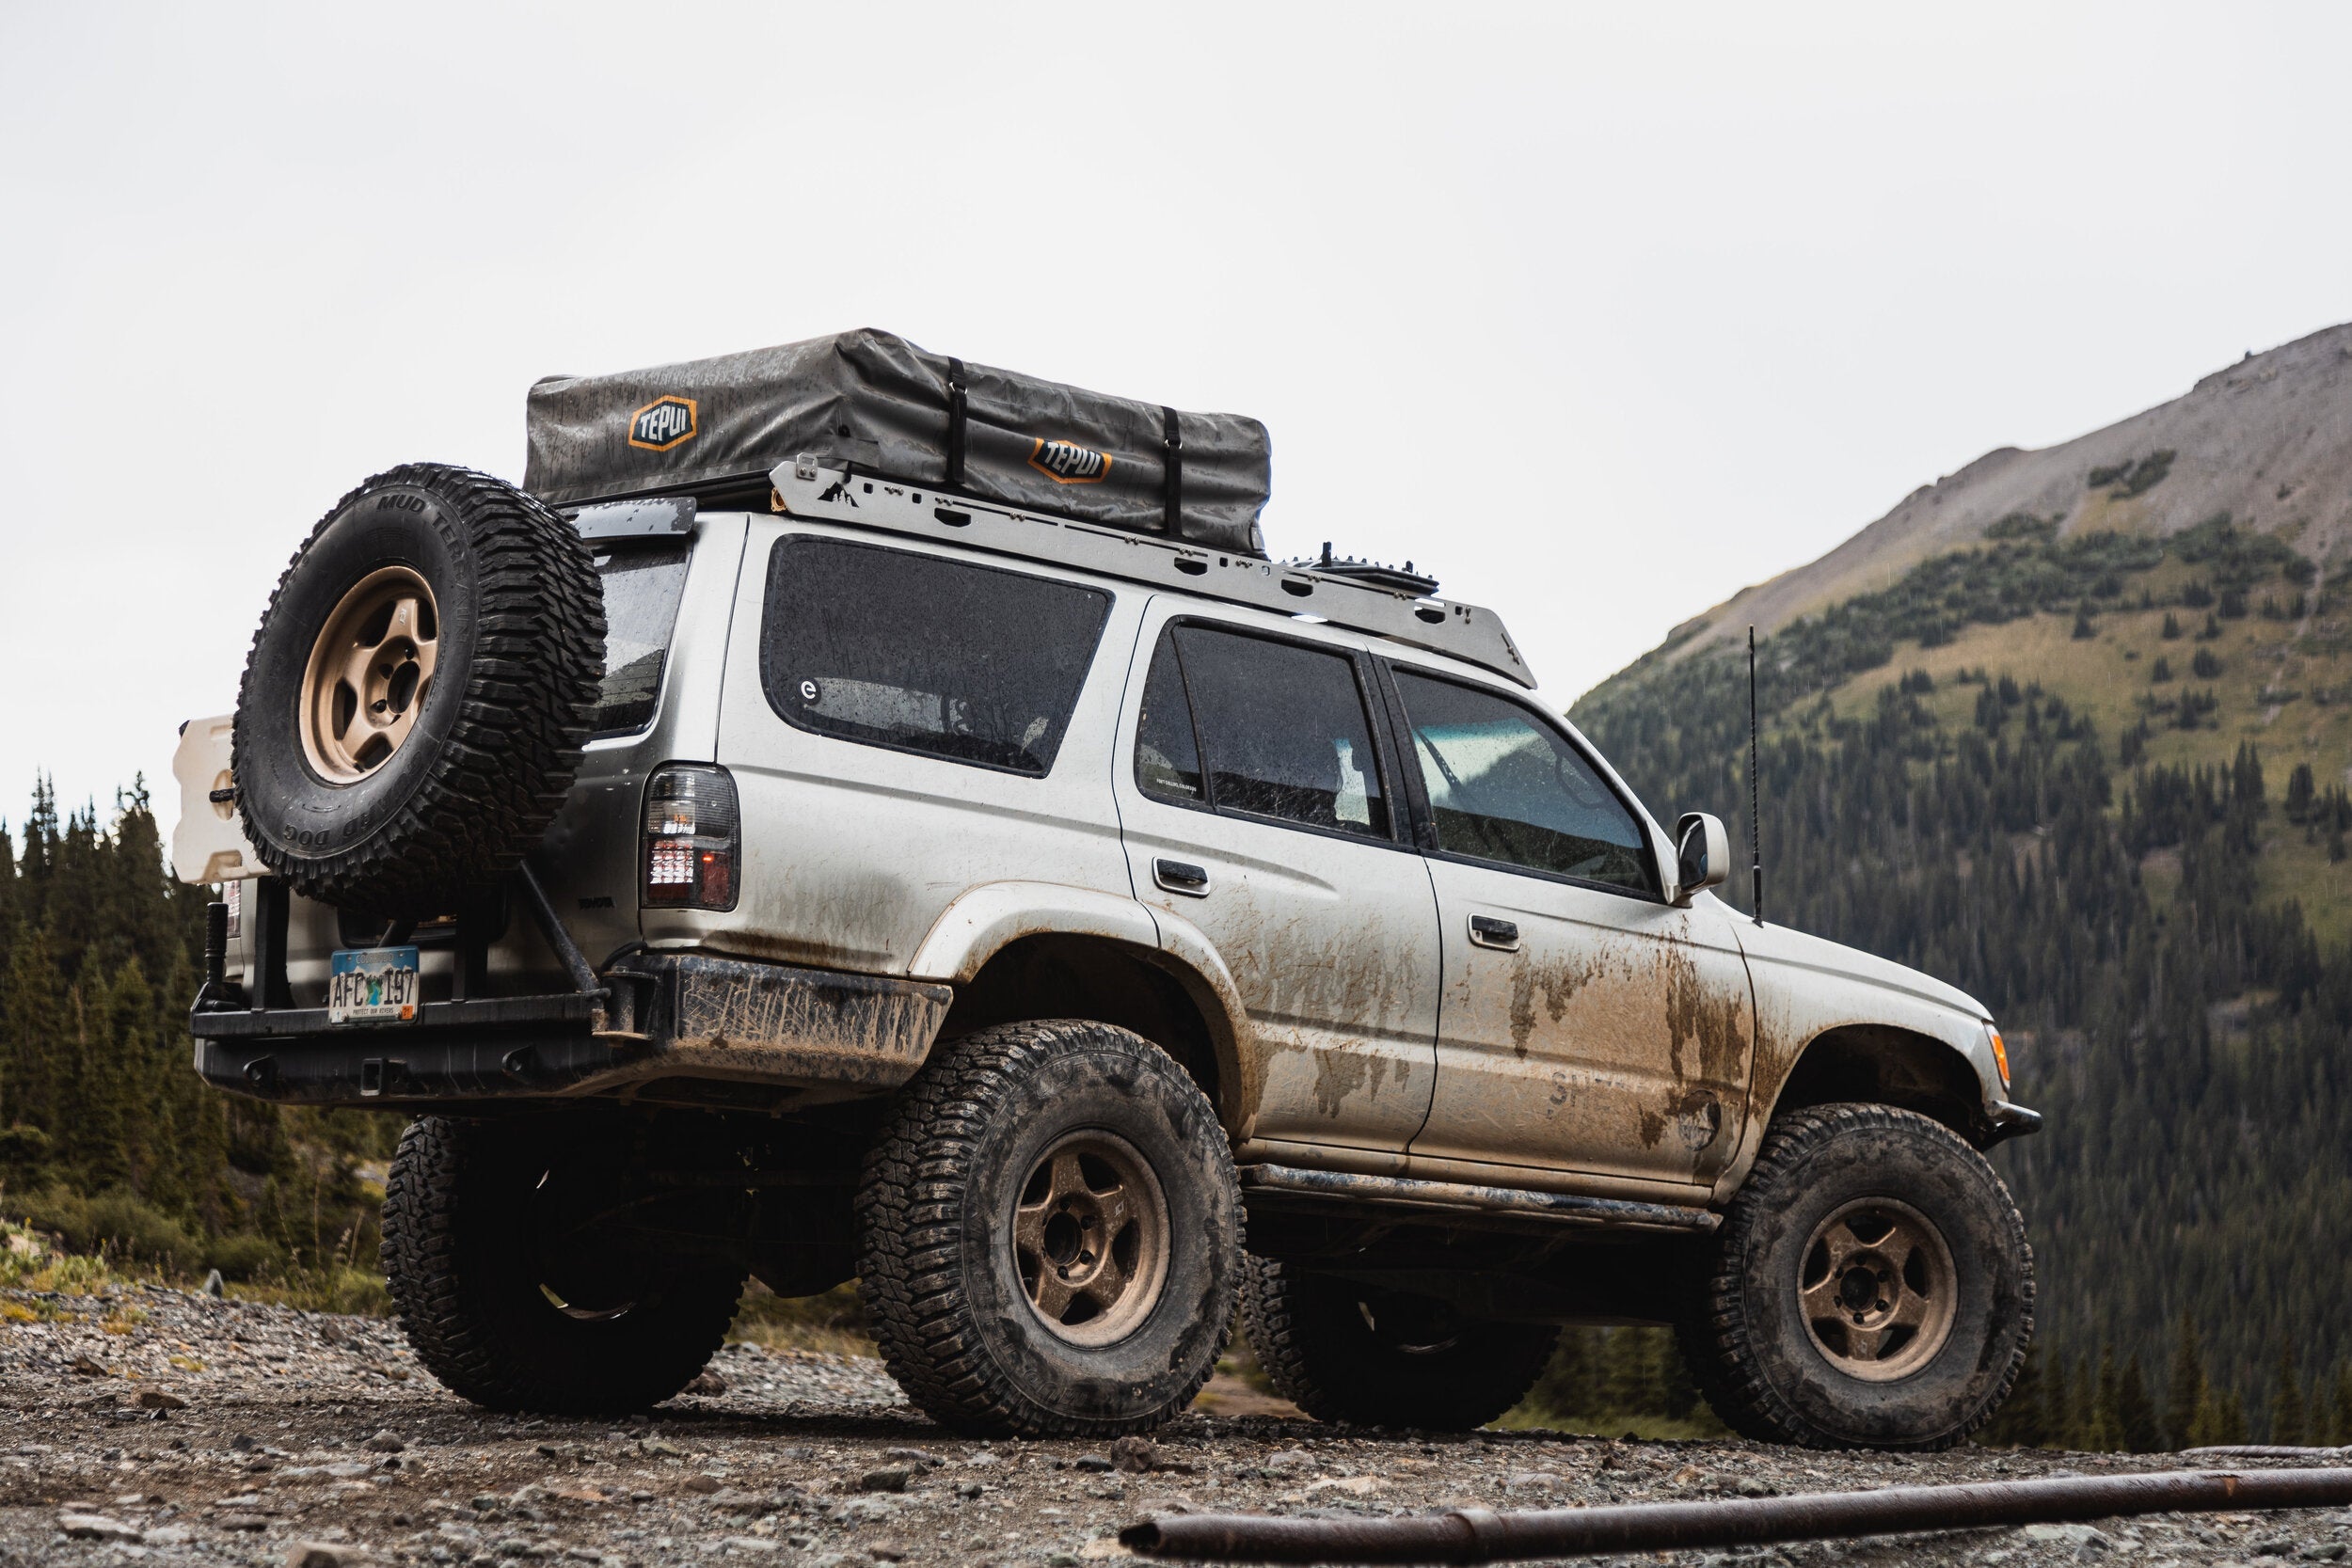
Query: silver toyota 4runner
xmin=172 ymin=336 xmax=2038 ymax=1448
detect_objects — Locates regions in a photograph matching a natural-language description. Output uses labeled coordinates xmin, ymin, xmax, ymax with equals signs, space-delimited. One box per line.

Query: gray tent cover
xmin=524 ymin=329 xmax=1271 ymax=556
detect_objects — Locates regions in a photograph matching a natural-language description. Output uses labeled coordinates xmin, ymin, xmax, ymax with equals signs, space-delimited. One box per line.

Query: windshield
xmin=589 ymin=542 xmax=691 ymax=736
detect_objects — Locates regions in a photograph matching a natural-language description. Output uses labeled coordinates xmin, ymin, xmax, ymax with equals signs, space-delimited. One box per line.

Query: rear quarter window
xmin=589 ymin=541 xmax=691 ymax=736
xmin=758 ymin=535 xmax=1112 ymax=777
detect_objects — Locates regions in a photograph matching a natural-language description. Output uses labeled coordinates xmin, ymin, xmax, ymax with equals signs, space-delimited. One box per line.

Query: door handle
xmin=1469 ymin=914 xmax=1520 ymax=951
xmin=1154 ymin=859 xmax=1212 ymax=897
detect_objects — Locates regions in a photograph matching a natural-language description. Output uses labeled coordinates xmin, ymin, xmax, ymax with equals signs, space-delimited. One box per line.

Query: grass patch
xmin=728 ymin=1279 xmax=874 ymax=1358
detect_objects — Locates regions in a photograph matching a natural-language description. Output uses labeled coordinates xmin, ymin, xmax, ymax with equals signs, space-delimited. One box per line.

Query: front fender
xmin=1713 ymin=918 xmax=2036 ymax=1200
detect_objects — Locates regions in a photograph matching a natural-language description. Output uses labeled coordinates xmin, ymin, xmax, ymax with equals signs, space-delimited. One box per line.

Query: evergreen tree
xmin=2 ymin=926 xmax=67 ymax=1133
xmin=2088 ymin=1350 xmax=2124 ymax=1451
xmin=2165 ymin=1313 xmax=2207 ymax=1449
xmin=2270 ymin=1348 xmax=2308 ymax=1445
xmin=1979 ymin=1343 xmax=2050 ymax=1448
xmin=2116 ymin=1356 xmax=2161 ymax=1453
xmin=2327 ymin=1364 xmax=2352 ymax=1448
xmin=2042 ymin=1354 xmax=2074 ymax=1449
xmin=1603 ymin=1327 xmax=1658 ymax=1418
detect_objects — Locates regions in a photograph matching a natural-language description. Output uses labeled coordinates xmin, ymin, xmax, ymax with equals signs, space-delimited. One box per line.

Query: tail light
xmin=643 ymin=764 xmax=739 ymax=911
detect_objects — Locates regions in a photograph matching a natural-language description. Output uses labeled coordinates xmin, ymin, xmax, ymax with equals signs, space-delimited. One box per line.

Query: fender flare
xmin=906 ymin=880 xmax=1255 ymax=1127
xmin=1711 ymin=1005 xmax=2015 ymax=1203
xmin=908 ymin=881 xmax=1162 ymax=982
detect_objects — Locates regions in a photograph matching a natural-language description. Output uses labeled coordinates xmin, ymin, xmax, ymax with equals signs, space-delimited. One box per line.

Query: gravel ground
xmin=3 ymin=1284 xmax=2346 ymax=1568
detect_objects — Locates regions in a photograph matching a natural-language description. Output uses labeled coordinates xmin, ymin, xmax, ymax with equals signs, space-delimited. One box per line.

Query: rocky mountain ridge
xmin=1674 ymin=322 xmax=2352 ymax=661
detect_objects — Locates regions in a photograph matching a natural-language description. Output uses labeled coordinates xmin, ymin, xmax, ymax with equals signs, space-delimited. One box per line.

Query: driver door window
xmin=1389 ymin=665 xmax=1752 ymax=1186
xmin=1393 ymin=670 xmax=1653 ymax=893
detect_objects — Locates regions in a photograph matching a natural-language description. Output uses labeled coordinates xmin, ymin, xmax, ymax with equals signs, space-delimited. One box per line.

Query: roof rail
xmin=766 ymin=460 xmax=1534 ymax=689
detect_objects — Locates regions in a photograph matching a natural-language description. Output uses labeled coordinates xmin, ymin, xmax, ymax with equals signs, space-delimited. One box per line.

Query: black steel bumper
xmin=191 ymin=950 xmax=953 ymax=1112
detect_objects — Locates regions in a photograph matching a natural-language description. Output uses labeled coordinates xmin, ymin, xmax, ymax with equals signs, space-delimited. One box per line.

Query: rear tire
xmin=233 ymin=462 xmax=604 ymax=911
xmin=381 ymin=1116 xmax=741 ymax=1416
xmin=1242 ymin=1257 xmax=1558 ymax=1431
xmin=856 ymin=1020 xmax=1241 ymax=1437
xmin=1677 ymin=1102 xmax=2033 ymax=1449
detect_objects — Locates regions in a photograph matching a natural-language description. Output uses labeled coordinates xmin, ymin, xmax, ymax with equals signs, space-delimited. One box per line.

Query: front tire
xmin=381 ymin=1117 xmax=742 ymax=1416
xmin=856 ymin=1020 xmax=1241 ymax=1437
xmin=1242 ymin=1259 xmax=1558 ymax=1431
xmin=1678 ymin=1102 xmax=2033 ymax=1449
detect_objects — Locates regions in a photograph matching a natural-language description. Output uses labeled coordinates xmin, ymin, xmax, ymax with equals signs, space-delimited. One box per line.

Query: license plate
xmin=328 ymin=946 xmax=420 ymax=1025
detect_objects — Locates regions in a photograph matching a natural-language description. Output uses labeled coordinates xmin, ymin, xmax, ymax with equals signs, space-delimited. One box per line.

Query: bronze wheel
xmin=857 ymin=1020 xmax=1241 ymax=1437
xmin=235 ymin=463 xmax=604 ymax=910
xmin=298 ymin=564 xmax=440 ymax=782
xmin=1677 ymin=1102 xmax=2033 ymax=1450
xmin=1013 ymin=1130 xmax=1170 ymax=1347
xmin=1797 ymin=1197 xmax=1957 ymax=1381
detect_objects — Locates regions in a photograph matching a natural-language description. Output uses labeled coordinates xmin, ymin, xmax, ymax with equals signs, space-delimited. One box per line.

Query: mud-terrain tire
xmin=381 ymin=1117 xmax=740 ymax=1416
xmin=856 ymin=1020 xmax=1241 ymax=1437
xmin=1242 ymin=1258 xmax=1558 ymax=1431
xmin=233 ymin=462 xmax=604 ymax=911
xmin=1678 ymin=1102 xmax=2033 ymax=1450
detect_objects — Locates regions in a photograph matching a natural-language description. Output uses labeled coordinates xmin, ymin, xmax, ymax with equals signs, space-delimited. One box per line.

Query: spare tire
xmin=232 ymin=463 xmax=605 ymax=911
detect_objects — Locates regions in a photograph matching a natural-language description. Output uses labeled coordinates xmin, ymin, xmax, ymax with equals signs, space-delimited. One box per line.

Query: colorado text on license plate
xmin=328 ymin=946 xmax=420 ymax=1024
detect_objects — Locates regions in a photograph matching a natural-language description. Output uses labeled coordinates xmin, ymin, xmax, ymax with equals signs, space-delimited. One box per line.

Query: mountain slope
xmin=1571 ymin=332 xmax=2352 ymax=1440
xmin=1673 ymin=323 xmax=2352 ymax=662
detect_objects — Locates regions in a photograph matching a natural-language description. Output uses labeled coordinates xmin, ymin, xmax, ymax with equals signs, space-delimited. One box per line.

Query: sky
xmin=6 ymin=2 xmax=2351 ymax=830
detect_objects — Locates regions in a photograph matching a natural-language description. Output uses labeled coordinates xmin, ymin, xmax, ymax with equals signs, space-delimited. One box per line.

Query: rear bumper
xmin=191 ymin=951 xmax=952 ymax=1113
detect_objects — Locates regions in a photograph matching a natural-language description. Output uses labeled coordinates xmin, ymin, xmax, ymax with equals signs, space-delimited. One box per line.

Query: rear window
xmin=590 ymin=542 xmax=691 ymax=736
xmin=759 ymin=535 xmax=1112 ymax=777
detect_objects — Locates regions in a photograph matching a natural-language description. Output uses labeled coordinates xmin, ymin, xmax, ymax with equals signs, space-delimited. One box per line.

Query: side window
xmin=1135 ymin=635 xmax=1204 ymax=803
xmin=588 ymin=541 xmax=691 ymax=736
xmin=760 ymin=535 xmax=1111 ymax=777
xmin=1391 ymin=668 xmax=1655 ymax=894
xmin=1133 ymin=623 xmax=1389 ymax=839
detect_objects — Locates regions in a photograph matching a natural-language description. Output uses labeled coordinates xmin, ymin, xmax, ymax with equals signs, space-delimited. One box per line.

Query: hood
xmin=1724 ymin=905 xmax=1992 ymax=1023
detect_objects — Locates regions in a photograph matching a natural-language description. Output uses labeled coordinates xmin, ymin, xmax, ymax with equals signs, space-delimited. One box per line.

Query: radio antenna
xmin=1748 ymin=625 xmax=1764 ymax=927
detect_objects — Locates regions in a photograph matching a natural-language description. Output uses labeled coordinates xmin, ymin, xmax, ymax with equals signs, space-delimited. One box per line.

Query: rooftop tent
xmin=523 ymin=328 xmax=1273 ymax=557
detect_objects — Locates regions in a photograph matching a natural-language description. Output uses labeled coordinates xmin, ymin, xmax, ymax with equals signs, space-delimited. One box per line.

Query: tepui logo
xmin=628 ymin=396 xmax=699 ymax=452
xmin=1026 ymin=437 xmax=1112 ymax=484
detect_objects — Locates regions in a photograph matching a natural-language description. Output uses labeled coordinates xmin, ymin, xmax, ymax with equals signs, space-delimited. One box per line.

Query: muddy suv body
xmin=177 ymin=451 xmax=2039 ymax=1448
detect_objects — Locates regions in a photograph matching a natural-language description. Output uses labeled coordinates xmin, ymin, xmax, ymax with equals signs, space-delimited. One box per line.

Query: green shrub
xmin=202 ymin=1232 xmax=281 ymax=1283
xmin=2088 ymin=450 xmax=2175 ymax=498
xmin=0 ymin=1125 xmax=54 ymax=1178
xmin=8 ymin=1185 xmax=199 ymax=1272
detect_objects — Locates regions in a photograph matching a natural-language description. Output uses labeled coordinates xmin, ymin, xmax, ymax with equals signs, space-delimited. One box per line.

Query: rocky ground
xmin=2 ymin=1284 xmax=2347 ymax=1568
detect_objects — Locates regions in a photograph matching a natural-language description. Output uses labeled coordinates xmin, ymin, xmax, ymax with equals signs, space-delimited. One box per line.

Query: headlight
xmin=1986 ymin=1023 xmax=2011 ymax=1091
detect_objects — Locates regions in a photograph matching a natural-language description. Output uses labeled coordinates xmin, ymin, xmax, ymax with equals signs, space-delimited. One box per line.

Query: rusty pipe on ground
xmin=1120 ymin=1466 xmax=2352 ymax=1564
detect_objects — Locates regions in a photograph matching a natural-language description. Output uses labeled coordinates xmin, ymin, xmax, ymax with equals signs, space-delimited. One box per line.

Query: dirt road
xmin=1 ymin=1284 xmax=2341 ymax=1567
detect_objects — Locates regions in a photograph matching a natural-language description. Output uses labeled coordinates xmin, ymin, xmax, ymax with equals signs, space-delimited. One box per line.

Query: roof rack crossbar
xmin=766 ymin=460 xmax=1534 ymax=689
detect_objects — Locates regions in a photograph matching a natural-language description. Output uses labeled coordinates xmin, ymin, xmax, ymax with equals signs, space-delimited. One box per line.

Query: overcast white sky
xmin=6 ymin=2 xmax=2350 ymax=830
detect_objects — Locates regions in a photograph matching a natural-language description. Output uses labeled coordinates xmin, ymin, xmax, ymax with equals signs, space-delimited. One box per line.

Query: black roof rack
xmin=766 ymin=459 xmax=1534 ymax=689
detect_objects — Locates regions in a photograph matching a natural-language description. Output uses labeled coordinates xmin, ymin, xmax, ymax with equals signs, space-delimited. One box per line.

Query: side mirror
xmin=1676 ymin=812 xmax=1730 ymax=901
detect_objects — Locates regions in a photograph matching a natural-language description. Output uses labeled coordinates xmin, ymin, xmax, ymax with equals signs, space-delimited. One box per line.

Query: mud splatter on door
xmin=1412 ymin=859 xmax=1756 ymax=1184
